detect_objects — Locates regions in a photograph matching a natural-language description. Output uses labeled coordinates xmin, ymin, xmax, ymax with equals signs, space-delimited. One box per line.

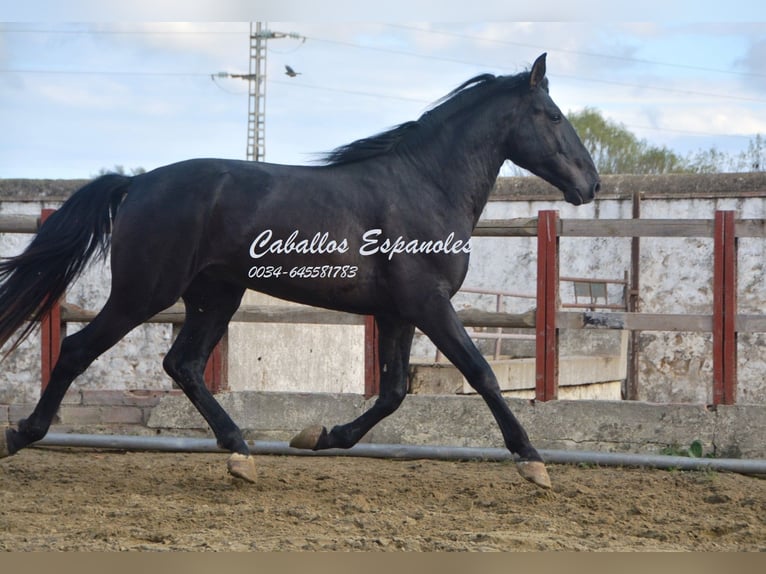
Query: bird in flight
xmin=284 ymin=65 xmax=301 ymax=78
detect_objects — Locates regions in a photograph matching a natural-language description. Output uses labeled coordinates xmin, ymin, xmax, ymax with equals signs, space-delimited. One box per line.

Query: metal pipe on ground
xmin=33 ymin=432 xmax=766 ymax=476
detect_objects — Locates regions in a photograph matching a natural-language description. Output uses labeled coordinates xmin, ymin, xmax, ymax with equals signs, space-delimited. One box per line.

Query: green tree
xmin=684 ymin=147 xmax=734 ymax=174
xmin=568 ymin=107 xmax=764 ymax=175
xmin=568 ymin=107 xmax=686 ymax=175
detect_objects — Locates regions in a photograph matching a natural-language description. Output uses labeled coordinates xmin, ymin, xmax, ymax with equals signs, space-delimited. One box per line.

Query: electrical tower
xmin=246 ymin=22 xmax=305 ymax=162
xmin=247 ymin=22 xmax=267 ymax=162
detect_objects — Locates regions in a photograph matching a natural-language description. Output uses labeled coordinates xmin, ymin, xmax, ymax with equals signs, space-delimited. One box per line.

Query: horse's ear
xmin=529 ymin=53 xmax=547 ymax=89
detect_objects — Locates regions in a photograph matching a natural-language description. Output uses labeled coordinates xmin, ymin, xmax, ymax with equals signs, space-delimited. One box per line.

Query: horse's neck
xmin=412 ymin=119 xmax=507 ymax=225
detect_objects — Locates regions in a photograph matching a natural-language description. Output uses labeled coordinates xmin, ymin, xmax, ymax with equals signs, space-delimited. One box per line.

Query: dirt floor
xmin=1 ymin=447 xmax=764 ymax=551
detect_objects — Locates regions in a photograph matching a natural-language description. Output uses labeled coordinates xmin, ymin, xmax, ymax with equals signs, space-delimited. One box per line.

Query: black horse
xmin=0 ymin=54 xmax=599 ymax=489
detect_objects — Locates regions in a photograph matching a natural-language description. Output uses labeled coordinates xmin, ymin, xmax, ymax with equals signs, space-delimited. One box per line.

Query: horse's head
xmin=505 ymin=53 xmax=600 ymax=206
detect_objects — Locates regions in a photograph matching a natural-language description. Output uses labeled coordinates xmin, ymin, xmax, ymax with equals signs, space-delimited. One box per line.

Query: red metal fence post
xmin=535 ymin=210 xmax=559 ymax=401
xmin=364 ymin=316 xmax=380 ymax=399
xmin=203 ymin=336 xmax=228 ymax=394
xmin=40 ymin=298 xmax=61 ymax=392
xmin=39 ymin=208 xmax=62 ymax=392
xmin=713 ymin=210 xmax=737 ymax=405
xmin=723 ymin=211 xmax=738 ymax=405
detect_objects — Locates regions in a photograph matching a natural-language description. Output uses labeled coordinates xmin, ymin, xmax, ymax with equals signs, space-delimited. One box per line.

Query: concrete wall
xmin=144 ymin=392 xmax=766 ymax=459
xmin=1 ymin=173 xmax=766 ymax=406
xmin=4 ymin=390 xmax=762 ymax=459
xmin=410 ymin=331 xmax=628 ymax=400
xmin=227 ymin=291 xmax=365 ymax=394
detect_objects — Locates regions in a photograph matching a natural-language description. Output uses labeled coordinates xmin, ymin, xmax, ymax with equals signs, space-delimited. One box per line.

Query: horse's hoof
xmin=289 ymin=425 xmax=326 ymax=450
xmin=0 ymin=427 xmax=10 ymax=459
xmin=227 ymin=453 xmax=257 ymax=483
xmin=516 ymin=461 xmax=552 ymax=489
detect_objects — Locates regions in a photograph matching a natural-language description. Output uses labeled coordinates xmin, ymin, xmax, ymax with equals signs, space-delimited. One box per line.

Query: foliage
xmin=660 ymin=439 xmax=714 ymax=458
xmin=568 ymin=108 xmax=686 ymax=175
xmin=567 ymin=107 xmax=764 ymax=175
xmin=93 ymin=165 xmax=146 ymax=177
xmin=686 ymin=134 xmax=765 ymax=174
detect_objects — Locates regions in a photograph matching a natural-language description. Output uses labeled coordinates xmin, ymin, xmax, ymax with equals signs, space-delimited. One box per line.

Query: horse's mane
xmin=320 ymin=70 xmax=538 ymax=166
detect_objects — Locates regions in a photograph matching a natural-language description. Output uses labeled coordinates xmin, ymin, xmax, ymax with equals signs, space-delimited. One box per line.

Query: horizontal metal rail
xmin=35 ymin=432 xmax=766 ymax=476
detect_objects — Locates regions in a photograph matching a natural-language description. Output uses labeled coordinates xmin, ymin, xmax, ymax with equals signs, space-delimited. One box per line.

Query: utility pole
xmin=214 ymin=23 xmax=304 ymax=161
xmin=247 ymin=22 xmax=267 ymax=162
xmin=247 ymin=23 xmax=306 ymax=161
xmin=213 ymin=23 xmax=304 ymax=161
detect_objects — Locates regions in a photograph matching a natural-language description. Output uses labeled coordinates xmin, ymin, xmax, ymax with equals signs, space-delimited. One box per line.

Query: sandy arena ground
xmin=1 ymin=447 xmax=764 ymax=551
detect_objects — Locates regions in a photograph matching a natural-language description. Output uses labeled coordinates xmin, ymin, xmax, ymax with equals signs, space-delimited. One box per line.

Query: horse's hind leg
xmin=290 ymin=314 xmax=414 ymax=450
xmin=1 ymin=300 xmax=156 ymax=457
xmin=161 ymin=276 xmax=256 ymax=482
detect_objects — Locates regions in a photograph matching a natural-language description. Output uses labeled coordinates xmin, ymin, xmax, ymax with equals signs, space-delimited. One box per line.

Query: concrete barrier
xmin=409 ymin=331 xmax=628 ymax=400
xmin=409 ymin=355 xmax=624 ymax=400
xmin=146 ymin=392 xmax=766 ymax=459
xmin=227 ymin=291 xmax=366 ymax=394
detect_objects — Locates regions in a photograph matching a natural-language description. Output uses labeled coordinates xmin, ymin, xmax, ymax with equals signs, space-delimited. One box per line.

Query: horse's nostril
xmin=592 ymin=181 xmax=601 ymax=195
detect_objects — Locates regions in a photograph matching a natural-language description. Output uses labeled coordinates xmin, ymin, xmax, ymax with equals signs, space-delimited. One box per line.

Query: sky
xmin=1 ymin=3 xmax=765 ymax=179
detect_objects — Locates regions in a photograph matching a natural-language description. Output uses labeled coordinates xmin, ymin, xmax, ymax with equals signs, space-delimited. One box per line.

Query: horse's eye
xmin=550 ymin=113 xmax=562 ymax=123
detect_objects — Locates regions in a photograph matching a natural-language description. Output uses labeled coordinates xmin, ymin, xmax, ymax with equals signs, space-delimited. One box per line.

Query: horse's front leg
xmin=414 ymin=299 xmax=551 ymax=489
xmin=290 ymin=315 xmax=414 ymax=450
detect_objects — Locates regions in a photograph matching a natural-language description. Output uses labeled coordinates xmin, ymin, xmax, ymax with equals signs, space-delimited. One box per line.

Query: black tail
xmin=0 ymin=174 xmax=131 ymax=353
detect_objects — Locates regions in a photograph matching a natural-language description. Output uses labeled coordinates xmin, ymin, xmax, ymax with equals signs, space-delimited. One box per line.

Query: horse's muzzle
xmin=571 ymin=180 xmax=601 ymax=205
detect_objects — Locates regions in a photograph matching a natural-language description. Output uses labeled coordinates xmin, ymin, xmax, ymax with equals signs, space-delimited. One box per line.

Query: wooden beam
xmin=560 ymin=219 xmax=714 ymax=238
xmin=61 ymin=302 xmax=366 ymax=326
xmin=557 ymin=311 xmax=713 ymax=332
xmin=458 ymin=308 xmax=536 ymax=328
xmin=0 ymin=214 xmax=40 ymax=233
xmin=473 ymin=217 xmax=766 ymax=239
xmin=60 ymin=301 xmax=766 ymax=335
xmin=474 ymin=218 xmax=538 ymax=237
xmin=61 ymin=303 xmax=539 ymax=330
xmin=736 ymin=315 xmax=766 ymax=333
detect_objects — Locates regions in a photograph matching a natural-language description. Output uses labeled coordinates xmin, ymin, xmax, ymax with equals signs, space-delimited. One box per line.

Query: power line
xmin=3 ymin=26 xmax=764 ymax=143
xmin=387 ymin=23 xmax=766 ymax=80
xmin=269 ymin=78 xmax=430 ymax=104
xmin=623 ymin=123 xmax=753 ymax=139
xmin=8 ymin=22 xmax=765 ymax=80
xmin=5 ymin=64 xmax=766 ymax=107
xmin=299 ymin=34 xmax=766 ymax=104
xmin=4 ymin=25 xmax=766 ymax=106
xmin=0 ymin=68 xmax=207 ymax=77
xmin=558 ymin=74 xmax=766 ymax=104
xmin=303 ymin=35 xmax=488 ymax=70
xmin=0 ymin=24 xmax=247 ymax=36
